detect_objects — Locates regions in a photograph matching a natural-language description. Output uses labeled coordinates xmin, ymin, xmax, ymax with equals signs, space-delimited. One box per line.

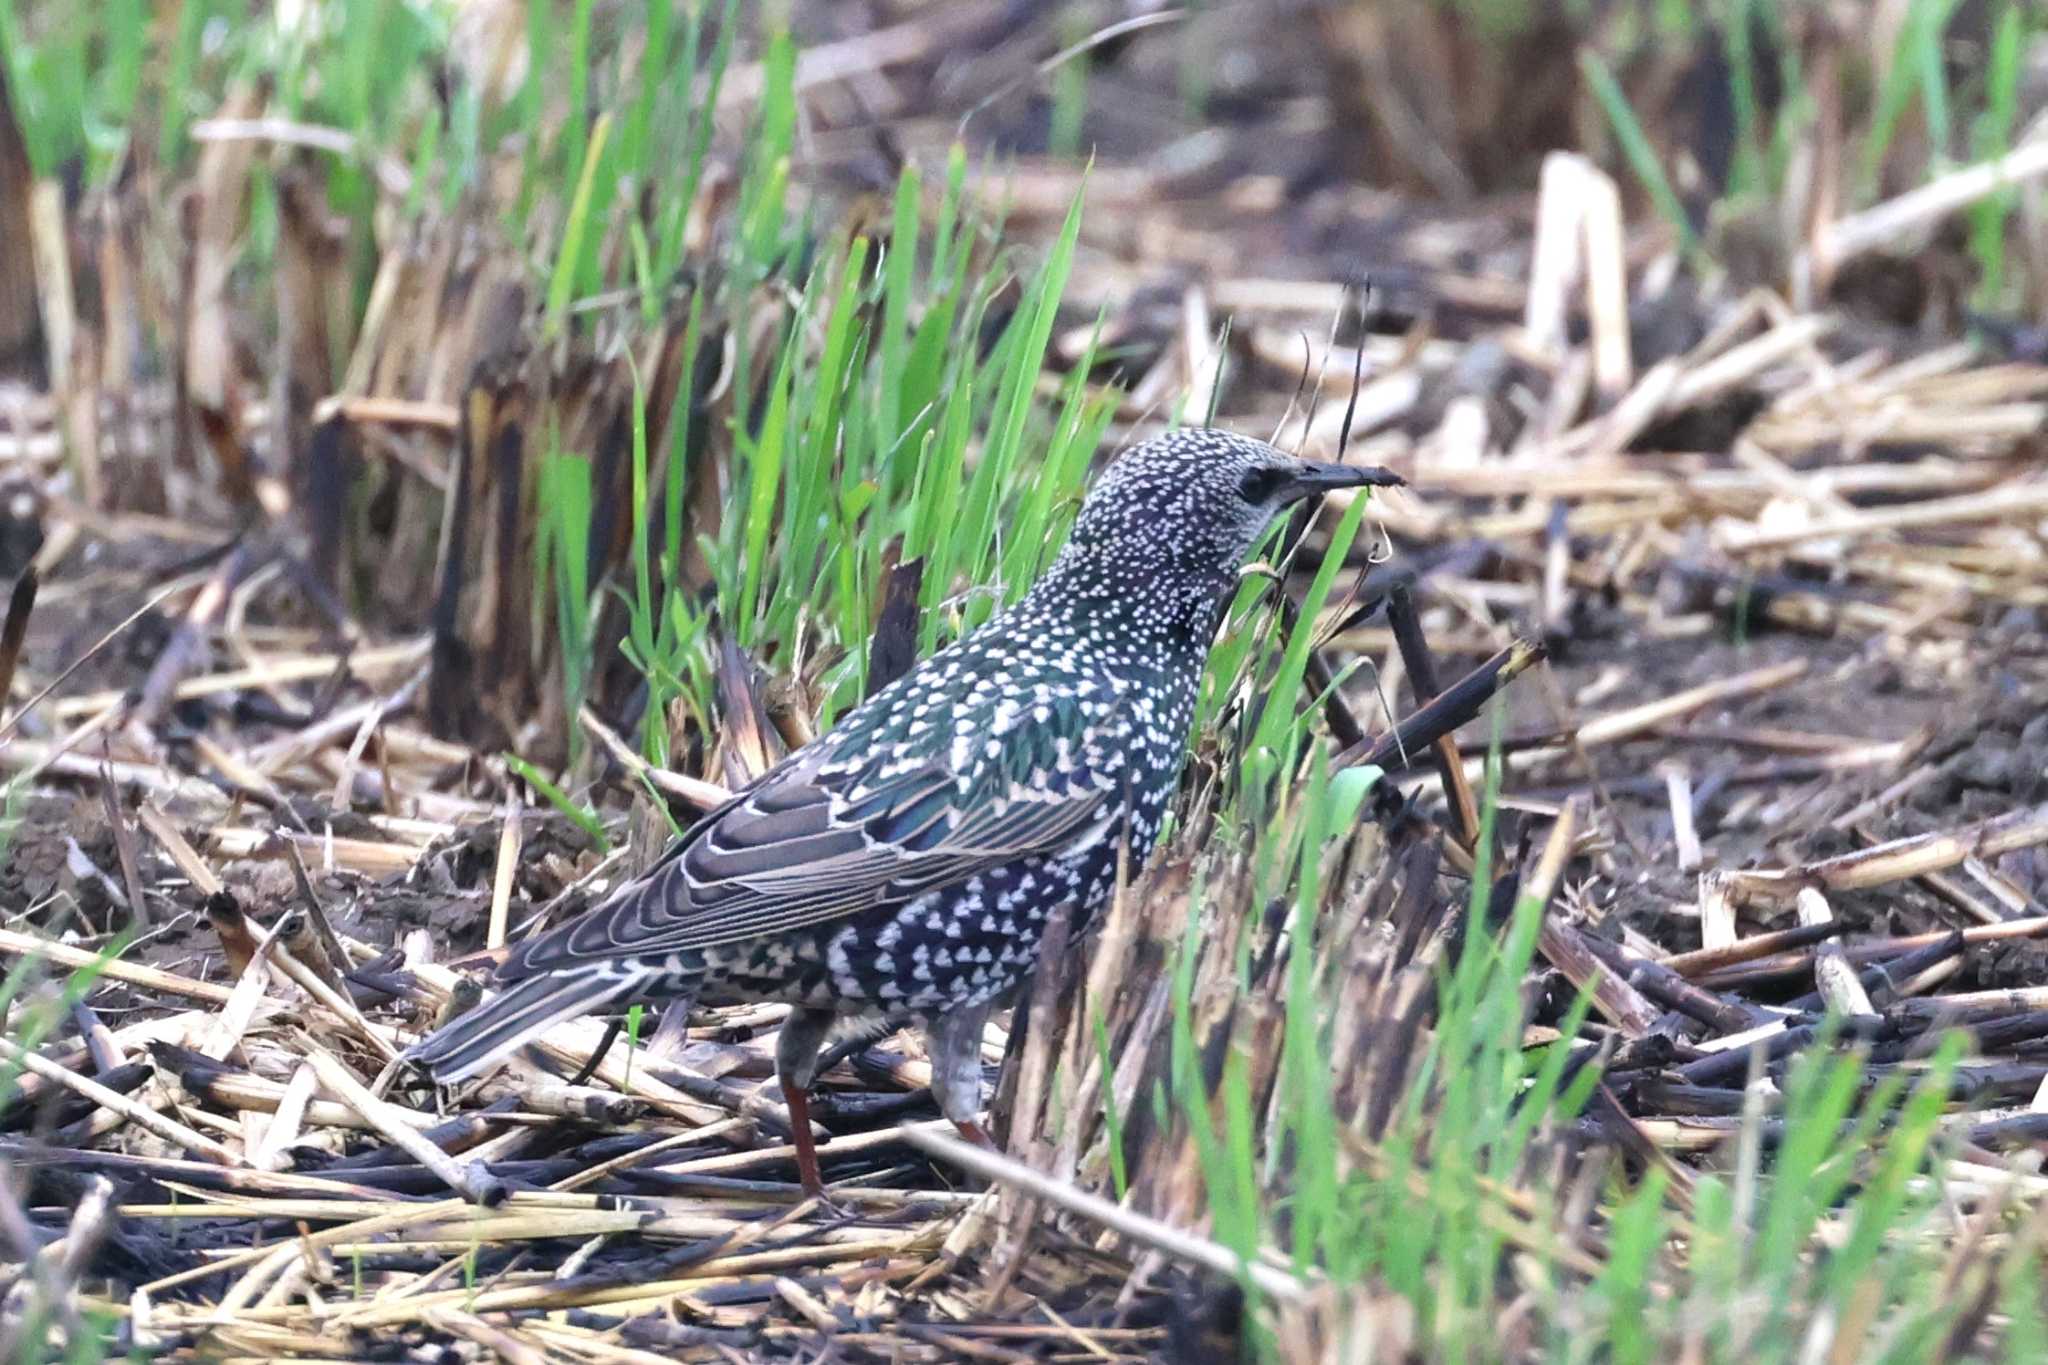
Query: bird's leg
xmin=774 ymin=1007 xmax=839 ymax=1202
xmin=779 ymin=1077 xmax=828 ymax=1199
xmin=951 ymin=1118 xmax=996 ymax=1150
xmin=926 ymin=999 xmax=996 ymax=1153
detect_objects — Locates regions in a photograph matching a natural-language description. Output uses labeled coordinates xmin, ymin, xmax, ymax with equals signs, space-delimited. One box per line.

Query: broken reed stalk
xmin=1385 ymin=577 xmax=1481 ymax=847
xmin=1725 ymin=808 xmax=2048 ymax=905
xmin=899 ymin=1123 xmax=1310 ymax=1304
xmin=0 ymin=564 xmax=35 ymax=719
xmin=1333 ymin=638 xmax=1547 ymax=775
xmin=1794 ymin=888 xmax=1875 ymax=1016
xmin=487 ymin=796 xmax=522 ymax=951
xmin=301 ymin=1044 xmax=507 ymax=1205
xmin=0 ymin=1037 xmax=239 ymax=1164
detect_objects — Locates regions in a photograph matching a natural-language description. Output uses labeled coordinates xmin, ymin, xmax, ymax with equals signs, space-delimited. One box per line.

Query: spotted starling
xmin=407 ymin=429 xmax=1401 ymax=1195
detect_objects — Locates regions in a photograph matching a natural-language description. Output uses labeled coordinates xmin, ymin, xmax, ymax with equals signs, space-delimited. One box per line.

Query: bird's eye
xmin=1237 ymin=468 xmax=1284 ymax=503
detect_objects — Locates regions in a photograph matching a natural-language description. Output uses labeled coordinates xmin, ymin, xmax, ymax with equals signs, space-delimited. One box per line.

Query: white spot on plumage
xmin=513 ymin=429 xmax=1386 ymax=1026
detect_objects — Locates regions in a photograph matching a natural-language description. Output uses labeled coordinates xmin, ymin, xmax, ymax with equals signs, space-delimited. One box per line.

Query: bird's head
xmin=1048 ymin=429 xmax=1402 ymax=631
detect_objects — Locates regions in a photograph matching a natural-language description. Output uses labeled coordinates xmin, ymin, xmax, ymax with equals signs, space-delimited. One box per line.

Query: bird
xmin=405 ymin=428 xmax=1402 ymax=1197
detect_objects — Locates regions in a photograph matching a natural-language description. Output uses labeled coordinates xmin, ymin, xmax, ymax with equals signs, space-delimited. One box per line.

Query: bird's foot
xmin=797 ymin=1175 xmax=858 ymax=1220
xmin=781 ymin=1080 xmax=857 ymax=1218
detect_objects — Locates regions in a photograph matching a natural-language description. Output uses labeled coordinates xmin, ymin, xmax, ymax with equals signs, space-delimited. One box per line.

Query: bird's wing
xmin=502 ymin=738 xmax=1115 ymax=975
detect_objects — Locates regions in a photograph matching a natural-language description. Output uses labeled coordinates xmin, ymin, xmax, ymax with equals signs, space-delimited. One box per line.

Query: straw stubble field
xmin=2 ymin=2 xmax=2048 ymax=1360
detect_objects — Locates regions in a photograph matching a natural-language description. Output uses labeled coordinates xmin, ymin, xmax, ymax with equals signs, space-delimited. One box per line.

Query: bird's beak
xmin=1279 ymin=460 xmax=1405 ymax=503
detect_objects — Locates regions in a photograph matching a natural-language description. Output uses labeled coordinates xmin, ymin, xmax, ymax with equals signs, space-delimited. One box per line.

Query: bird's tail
xmin=405 ymin=967 xmax=646 ymax=1083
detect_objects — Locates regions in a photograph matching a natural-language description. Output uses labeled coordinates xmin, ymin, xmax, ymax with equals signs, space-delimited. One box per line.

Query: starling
xmin=406 ymin=429 xmax=1401 ymax=1195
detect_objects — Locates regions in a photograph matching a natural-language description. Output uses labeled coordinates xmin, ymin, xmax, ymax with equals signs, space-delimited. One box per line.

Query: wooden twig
xmin=1660 ymin=761 xmax=1702 ymax=873
xmin=97 ymin=762 xmax=149 ymax=928
xmin=1333 ymin=638 xmax=1548 ymax=774
xmin=0 ymin=575 xmax=194 ymax=745
xmin=899 ymin=1124 xmax=1309 ymax=1305
xmin=580 ymin=704 xmax=733 ymax=813
xmin=0 ymin=1038 xmax=239 ymax=1164
xmin=487 ymin=797 xmax=523 ymax=951
xmin=302 ymin=1044 xmax=507 ymax=1205
xmin=0 ymin=564 xmax=34 ymax=715
xmin=1385 ymin=578 xmax=1480 ymax=848
xmin=1726 ymin=808 xmax=2048 ymax=905
xmin=1806 ymin=137 xmax=2048 ymax=277
xmin=1794 ymin=888 xmax=1874 ymax=1016
xmin=0 ymin=926 xmax=256 ymax=1006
